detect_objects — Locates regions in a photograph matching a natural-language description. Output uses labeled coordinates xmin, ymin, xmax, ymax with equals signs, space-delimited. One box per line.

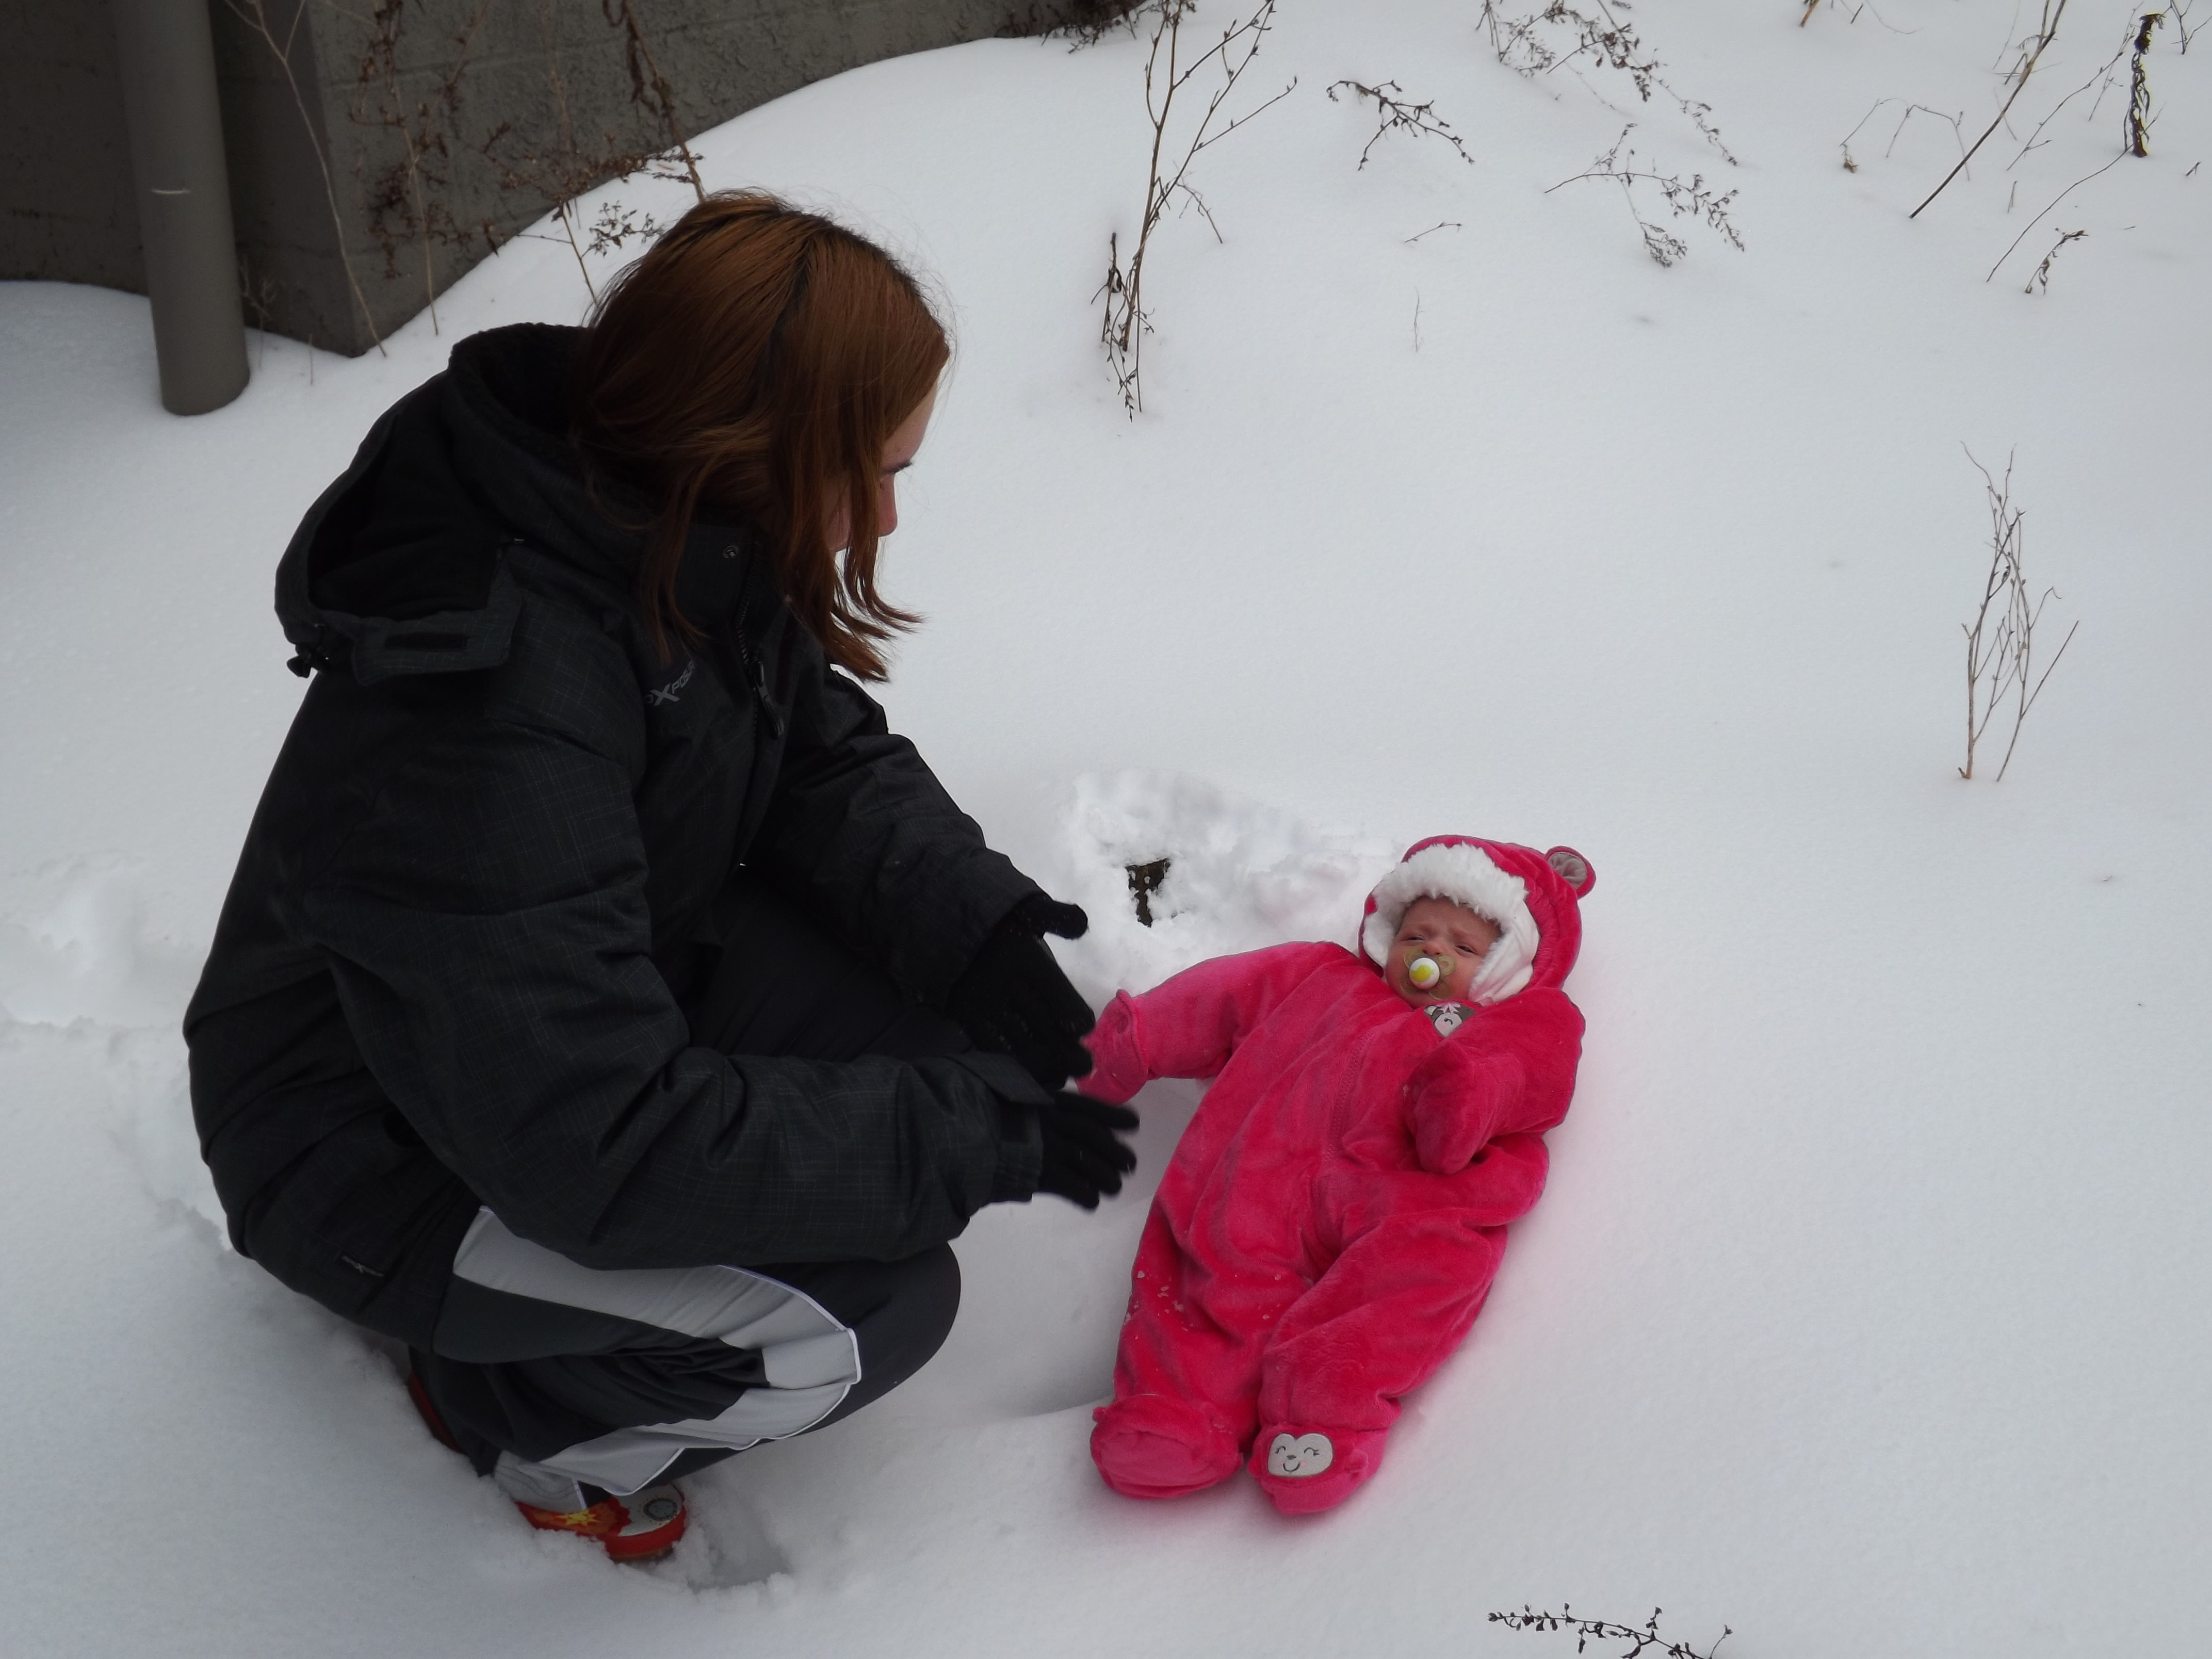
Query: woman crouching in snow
xmin=184 ymin=193 xmax=1137 ymax=1562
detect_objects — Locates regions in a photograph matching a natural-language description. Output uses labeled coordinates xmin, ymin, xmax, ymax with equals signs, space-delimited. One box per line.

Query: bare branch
xmin=1958 ymin=448 xmax=2076 ymax=780
xmin=1479 ymin=1 xmax=1734 ymax=161
xmin=1326 ymin=79 xmax=1474 ymax=170
xmin=1911 ymin=0 xmax=2071 ymax=219
xmin=2127 ymin=10 xmax=2166 ymax=155
xmin=1490 ymin=1604 xmax=1732 ymax=1659
xmin=1984 ymin=152 xmax=2124 ymax=280
xmin=2022 ymin=226 xmax=2087 ymax=294
xmin=222 ymin=0 xmax=385 ymax=352
xmin=1547 ymin=125 xmax=1742 ymax=266
xmin=1098 ymin=0 xmax=1291 ymax=413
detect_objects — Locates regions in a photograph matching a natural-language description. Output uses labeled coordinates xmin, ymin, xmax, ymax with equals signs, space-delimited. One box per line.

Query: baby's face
xmin=1384 ymin=896 xmax=1502 ymax=1006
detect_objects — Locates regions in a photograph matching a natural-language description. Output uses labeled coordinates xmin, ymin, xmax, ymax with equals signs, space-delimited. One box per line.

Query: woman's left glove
xmin=947 ymin=894 xmax=1096 ymax=1091
xmin=1033 ymin=1093 xmax=1140 ymax=1209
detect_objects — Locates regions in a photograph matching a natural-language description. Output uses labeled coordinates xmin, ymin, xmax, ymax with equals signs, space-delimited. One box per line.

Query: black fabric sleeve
xmin=752 ymin=647 xmax=1044 ymax=1003
xmin=302 ymin=708 xmax=1043 ymax=1272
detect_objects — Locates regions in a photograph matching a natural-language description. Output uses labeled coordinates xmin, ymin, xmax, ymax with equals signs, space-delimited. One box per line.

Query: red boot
xmin=512 ymin=1486 xmax=688 ymax=1563
xmin=407 ymin=1368 xmax=687 ymax=1562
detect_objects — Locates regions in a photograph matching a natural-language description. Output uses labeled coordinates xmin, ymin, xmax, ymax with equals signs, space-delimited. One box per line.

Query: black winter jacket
xmin=184 ymin=324 xmax=1048 ymax=1349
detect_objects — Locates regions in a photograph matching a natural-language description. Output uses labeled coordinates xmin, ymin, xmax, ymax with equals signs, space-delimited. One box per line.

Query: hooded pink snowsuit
xmin=1078 ymin=837 xmax=1590 ymax=1515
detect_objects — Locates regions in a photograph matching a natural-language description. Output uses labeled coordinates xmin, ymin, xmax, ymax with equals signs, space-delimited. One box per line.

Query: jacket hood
xmin=272 ymin=323 xmax=761 ymax=685
xmin=1359 ymin=837 xmax=1595 ymax=1002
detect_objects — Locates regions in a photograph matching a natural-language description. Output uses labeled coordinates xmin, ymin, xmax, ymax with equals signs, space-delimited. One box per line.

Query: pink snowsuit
xmin=1078 ymin=837 xmax=1591 ymax=1515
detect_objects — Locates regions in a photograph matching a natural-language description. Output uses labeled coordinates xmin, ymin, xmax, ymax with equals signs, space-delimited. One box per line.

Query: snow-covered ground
xmin=4 ymin=3 xmax=2208 ymax=1653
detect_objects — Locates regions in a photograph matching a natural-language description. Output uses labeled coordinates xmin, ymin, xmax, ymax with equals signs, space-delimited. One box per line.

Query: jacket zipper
xmin=728 ymin=605 xmax=787 ymax=737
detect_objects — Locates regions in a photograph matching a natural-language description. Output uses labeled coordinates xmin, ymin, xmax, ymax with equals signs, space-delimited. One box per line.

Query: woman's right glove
xmin=1033 ymin=1092 xmax=1139 ymax=1209
xmin=946 ymin=896 xmax=1097 ymax=1092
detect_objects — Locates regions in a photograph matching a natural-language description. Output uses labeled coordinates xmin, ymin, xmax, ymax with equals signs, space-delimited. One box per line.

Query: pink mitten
xmin=1075 ymin=992 xmax=1150 ymax=1104
xmin=1248 ymin=1423 xmax=1390 ymax=1515
xmin=1403 ymin=1039 xmax=1522 ymax=1173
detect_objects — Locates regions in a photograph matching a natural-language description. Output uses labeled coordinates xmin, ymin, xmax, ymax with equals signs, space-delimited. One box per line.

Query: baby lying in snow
xmin=1076 ymin=836 xmax=1595 ymax=1515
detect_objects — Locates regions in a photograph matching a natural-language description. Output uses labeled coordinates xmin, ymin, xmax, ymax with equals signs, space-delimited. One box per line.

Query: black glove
xmin=1034 ymin=1092 xmax=1139 ymax=1209
xmin=946 ymin=894 xmax=1097 ymax=1092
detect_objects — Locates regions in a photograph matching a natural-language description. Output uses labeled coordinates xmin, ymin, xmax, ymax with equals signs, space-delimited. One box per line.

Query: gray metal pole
xmin=110 ymin=0 xmax=250 ymax=415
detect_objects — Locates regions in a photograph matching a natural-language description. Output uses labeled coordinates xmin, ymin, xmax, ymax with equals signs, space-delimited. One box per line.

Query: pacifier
xmin=1404 ymin=950 xmax=1453 ymax=991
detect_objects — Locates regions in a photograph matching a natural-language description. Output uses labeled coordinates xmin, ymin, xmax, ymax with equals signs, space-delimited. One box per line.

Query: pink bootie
xmin=1247 ymin=1423 xmax=1389 ymax=1515
xmin=1092 ymin=1393 xmax=1245 ymax=1499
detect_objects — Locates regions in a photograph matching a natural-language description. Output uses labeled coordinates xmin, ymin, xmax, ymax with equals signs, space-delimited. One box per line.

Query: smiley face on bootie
xmin=1265 ymin=1432 xmax=1335 ymax=1478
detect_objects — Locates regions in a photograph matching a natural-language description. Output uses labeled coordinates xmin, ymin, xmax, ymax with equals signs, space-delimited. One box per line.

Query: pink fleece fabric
xmin=1081 ymin=838 xmax=1590 ymax=1515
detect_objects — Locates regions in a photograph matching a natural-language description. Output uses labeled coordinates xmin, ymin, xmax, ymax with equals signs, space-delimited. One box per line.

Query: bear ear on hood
xmin=1545 ymin=846 xmax=1596 ymax=899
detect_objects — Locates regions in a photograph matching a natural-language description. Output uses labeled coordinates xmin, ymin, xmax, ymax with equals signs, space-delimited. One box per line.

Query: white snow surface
xmin=4 ymin=3 xmax=2209 ymax=1653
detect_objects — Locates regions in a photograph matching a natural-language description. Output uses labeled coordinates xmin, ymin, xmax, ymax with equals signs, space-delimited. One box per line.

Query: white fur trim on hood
xmin=1361 ymin=842 xmax=1539 ymax=1005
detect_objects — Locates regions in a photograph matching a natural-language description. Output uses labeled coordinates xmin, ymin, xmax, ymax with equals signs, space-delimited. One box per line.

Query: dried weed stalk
xmin=2127 ymin=10 xmax=2167 ymax=154
xmin=1912 ymin=0 xmax=2071 ymax=218
xmin=2004 ymin=7 xmax=2157 ymax=166
xmin=1490 ymin=1605 xmax=1732 ymax=1659
xmin=1548 ymin=124 xmax=1742 ymax=266
xmin=351 ymin=0 xmax=493 ymax=334
xmin=1001 ymin=0 xmax=1148 ymax=46
xmin=1097 ymin=0 xmax=1295 ymax=413
xmin=1326 ymin=79 xmax=1474 ymax=170
xmin=223 ymin=0 xmax=385 ymax=352
xmin=477 ymin=5 xmax=701 ymax=304
xmin=1478 ymin=0 xmax=1733 ymax=161
xmin=1986 ymin=150 xmax=2122 ymax=279
xmin=1959 ymin=449 xmax=2077 ymax=780
xmin=1838 ymin=98 xmax=1966 ymax=175
xmin=600 ymin=0 xmax=708 ymax=203
xmin=237 ymin=253 xmax=283 ymax=370
xmin=479 ymin=125 xmax=685 ymax=301
xmin=2023 ymin=225 xmax=2087 ymax=291
xmin=236 ymin=0 xmax=700 ymax=341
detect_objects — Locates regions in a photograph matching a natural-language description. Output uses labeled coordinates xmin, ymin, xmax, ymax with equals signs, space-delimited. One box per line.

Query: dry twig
xmin=2023 ymin=225 xmax=2087 ymax=291
xmin=351 ymin=0 xmax=494 ymax=333
xmin=223 ymin=0 xmax=384 ymax=352
xmin=1490 ymin=1605 xmax=1731 ymax=1659
xmin=477 ymin=3 xmax=702 ymax=305
xmin=1000 ymin=0 xmax=1147 ymax=46
xmin=1479 ymin=0 xmax=1733 ymax=160
xmin=1838 ymin=98 xmax=1966 ymax=174
xmin=1912 ymin=0 xmax=2071 ymax=218
xmin=2005 ymin=20 xmax=2135 ymax=166
xmin=1326 ymin=79 xmax=1474 ymax=170
xmin=601 ymin=0 xmax=708 ymax=203
xmin=2127 ymin=11 xmax=2166 ymax=154
xmin=1547 ymin=124 xmax=1742 ymax=266
xmin=1959 ymin=449 xmax=2077 ymax=780
xmin=1098 ymin=0 xmax=1295 ymax=413
xmin=1986 ymin=151 xmax=2124 ymax=279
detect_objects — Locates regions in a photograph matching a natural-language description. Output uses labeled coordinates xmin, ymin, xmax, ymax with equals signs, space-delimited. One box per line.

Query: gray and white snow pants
xmin=410 ymin=869 xmax=975 ymax=1510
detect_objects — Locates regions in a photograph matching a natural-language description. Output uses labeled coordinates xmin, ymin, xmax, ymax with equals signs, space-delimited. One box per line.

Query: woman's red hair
xmin=570 ymin=191 xmax=948 ymax=679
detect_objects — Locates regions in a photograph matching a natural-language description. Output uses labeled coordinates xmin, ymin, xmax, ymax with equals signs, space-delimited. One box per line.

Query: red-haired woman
xmin=184 ymin=193 xmax=1134 ymax=1562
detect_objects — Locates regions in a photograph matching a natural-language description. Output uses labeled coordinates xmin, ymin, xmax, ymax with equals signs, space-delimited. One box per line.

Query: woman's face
xmin=826 ymin=383 xmax=939 ymax=554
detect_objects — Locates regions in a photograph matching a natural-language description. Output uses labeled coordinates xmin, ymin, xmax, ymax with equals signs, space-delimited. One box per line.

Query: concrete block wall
xmin=5 ymin=0 xmax=1093 ymax=356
